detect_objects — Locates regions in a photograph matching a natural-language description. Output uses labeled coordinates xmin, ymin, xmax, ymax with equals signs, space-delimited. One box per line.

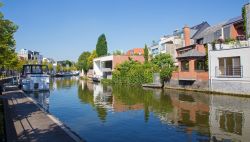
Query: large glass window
xmin=218 ymin=57 xmax=241 ymax=77
xmin=181 ymin=60 xmax=189 ymax=71
xmin=195 ymin=60 xmax=205 ymax=71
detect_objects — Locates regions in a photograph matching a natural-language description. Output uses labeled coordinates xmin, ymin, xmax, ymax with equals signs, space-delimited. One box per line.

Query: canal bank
xmin=164 ymin=86 xmax=250 ymax=98
xmin=1 ymin=86 xmax=84 ymax=142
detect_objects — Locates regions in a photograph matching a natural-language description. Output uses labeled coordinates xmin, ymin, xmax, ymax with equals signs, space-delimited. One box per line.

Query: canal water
xmin=26 ymin=77 xmax=250 ymax=142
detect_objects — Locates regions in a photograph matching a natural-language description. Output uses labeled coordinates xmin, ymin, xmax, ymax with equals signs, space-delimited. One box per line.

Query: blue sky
xmin=1 ymin=0 xmax=249 ymax=61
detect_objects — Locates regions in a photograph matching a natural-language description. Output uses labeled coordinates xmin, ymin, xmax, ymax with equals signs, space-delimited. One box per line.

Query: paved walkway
xmin=1 ymin=87 xmax=83 ymax=142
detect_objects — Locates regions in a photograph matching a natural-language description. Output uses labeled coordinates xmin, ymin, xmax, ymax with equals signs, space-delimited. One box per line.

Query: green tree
xmin=96 ymin=34 xmax=108 ymax=57
xmin=144 ymin=44 xmax=149 ymax=63
xmin=56 ymin=64 xmax=62 ymax=72
xmin=151 ymin=53 xmax=175 ymax=81
xmin=87 ymin=50 xmax=97 ymax=69
xmin=65 ymin=60 xmax=72 ymax=67
xmin=16 ymin=59 xmax=27 ymax=72
xmin=77 ymin=51 xmax=91 ymax=74
xmin=0 ymin=3 xmax=19 ymax=70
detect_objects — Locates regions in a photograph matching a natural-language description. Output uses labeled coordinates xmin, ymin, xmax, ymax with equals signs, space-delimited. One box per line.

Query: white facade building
xmin=18 ymin=48 xmax=43 ymax=64
xmin=93 ymin=55 xmax=113 ymax=79
xmin=93 ymin=55 xmax=144 ymax=80
xmin=148 ymin=36 xmax=183 ymax=65
xmin=208 ymin=43 xmax=250 ymax=95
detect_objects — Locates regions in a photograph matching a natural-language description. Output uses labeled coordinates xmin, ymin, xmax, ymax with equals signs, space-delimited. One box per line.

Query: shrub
xmin=112 ymin=60 xmax=159 ymax=85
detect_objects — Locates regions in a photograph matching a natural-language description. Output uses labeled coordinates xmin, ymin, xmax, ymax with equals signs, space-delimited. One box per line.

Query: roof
xmin=191 ymin=21 xmax=209 ymax=30
xmin=223 ymin=16 xmax=243 ymax=26
xmin=194 ymin=22 xmax=226 ymax=40
xmin=176 ymin=44 xmax=195 ymax=51
xmin=177 ymin=49 xmax=206 ymax=58
xmin=191 ymin=22 xmax=210 ymax=39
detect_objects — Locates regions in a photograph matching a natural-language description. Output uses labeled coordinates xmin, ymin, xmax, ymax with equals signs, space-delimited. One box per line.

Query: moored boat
xmin=20 ymin=64 xmax=50 ymax=91
xmin=55 ymin=71 xmax=80 ymax=77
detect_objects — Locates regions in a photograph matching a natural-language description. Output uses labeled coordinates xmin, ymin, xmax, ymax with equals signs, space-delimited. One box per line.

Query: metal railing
xmin=215 ymin=66 xmax=243 ymax=78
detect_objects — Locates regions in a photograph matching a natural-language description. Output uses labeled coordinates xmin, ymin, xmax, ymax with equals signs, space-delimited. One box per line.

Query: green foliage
xmin=56 ymin=64 xmax=62 ymax=72
xmin=151 ymin=53 xmax=175 ymax=81
xmin=16 ymin=59 xmax=28 ymax=72
xmin=96 ymin=34 xmax=108 ymax=57
xmin=65 ymin=60 xmax=72 ymax=67
xmin=77 ymin=51 xmax=91 ymax=74
xmin=242 ymin=6 xmax=247 ymax=34
xmin=87 ymin=50 xmax=97 ymax=69
xmin=224 ymin=38 xmax=236 ymax=44
xmin=112 ymin=60 xmax=160 ymax=85
xmin=0 ymin=4 xmax=19 ymax=70
xmin=42 ymin=60 xmax=53 ymax=72
xmin=111 ymin=53 xmax=175 ymax=84
xmin=144 ymin=44 xmax=149 ymax=63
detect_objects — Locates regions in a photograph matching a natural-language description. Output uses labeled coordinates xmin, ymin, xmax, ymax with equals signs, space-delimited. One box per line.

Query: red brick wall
xmin=112 ymin=55 xmax=144 ymax=69
xmin=171 ymin=59 xmax=208 ymax=81
xmin=183 ymin=26 xmax=191 ymax=46
xmin=230 ymin=25 xmax=238 ymax=39
xmin=195 ymin=44 xmax=206 ymax=54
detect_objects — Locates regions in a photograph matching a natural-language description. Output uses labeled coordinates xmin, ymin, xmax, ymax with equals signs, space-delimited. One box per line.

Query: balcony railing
xmin=212 ymin=40 xmax=250 ymax=50
xmin=215 ymin=66 xmax=243 ymax=78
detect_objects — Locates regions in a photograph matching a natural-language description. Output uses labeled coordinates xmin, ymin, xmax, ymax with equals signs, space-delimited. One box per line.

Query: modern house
xmin=42 ymin=57 xmax=55 ymax=64
xmin=93 ymin=55 xmax=144 ymax=79
xmin=194 ymin=15 xmax=245 ymax=44
xmin=208 ymin=42 xmax=250 ymax=95
xmin=18 ymin=48 xmax=43 ymax=64
xmin=149 ymin=22 xmax=209 ymax=65
xmin=201 ymin=3 xmax=250 ymax=95
xmin=167 ymin=2 xmax=250 ymax=92
xmin=126 ymin=48 xmax=144 ymax=56
xmin=166 ymin=25 xmax=209 ymax=90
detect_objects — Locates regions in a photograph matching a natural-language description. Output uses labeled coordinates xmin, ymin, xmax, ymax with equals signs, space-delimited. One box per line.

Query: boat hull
xmin=21 ymin=75 xmax=50 ymax=92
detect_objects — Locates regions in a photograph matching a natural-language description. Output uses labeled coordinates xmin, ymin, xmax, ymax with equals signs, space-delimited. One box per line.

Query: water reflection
xmin=51 ymin=76 xmax=79 ymax=90
xmin=26 ymin=91 xmax=50 ymax=112
xmin=77 ymin=80 xmax=250 ymax=141
xmin=27 ymin=77 xmax=250 ymax=142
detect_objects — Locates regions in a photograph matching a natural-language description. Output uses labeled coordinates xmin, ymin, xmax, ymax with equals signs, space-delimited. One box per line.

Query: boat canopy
xmin=22 ymin=64 xmax=48 ymax=75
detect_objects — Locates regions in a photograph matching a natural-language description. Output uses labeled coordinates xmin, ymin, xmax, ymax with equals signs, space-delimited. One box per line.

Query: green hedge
xmin=112 ymin=60 xmax=160 ymax=85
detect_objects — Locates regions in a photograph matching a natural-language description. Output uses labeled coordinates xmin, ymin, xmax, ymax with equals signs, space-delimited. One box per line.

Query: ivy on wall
xmin=242 ymin=6 xmax=247 ymax=35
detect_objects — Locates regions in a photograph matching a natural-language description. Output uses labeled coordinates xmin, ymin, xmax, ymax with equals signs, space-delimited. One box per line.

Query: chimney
xmin=183 ymin=25 xmax=191 ymax=46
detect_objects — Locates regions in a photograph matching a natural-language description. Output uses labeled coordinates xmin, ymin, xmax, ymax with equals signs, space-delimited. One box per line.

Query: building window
xmin=223 ymin=26 xmax=230 ymax=39
xmin=195 ymin=60 xmax=205 ymax=71
xmin=196 ymin=38 xmax=204 ymax=44
xmin=181 ymin=60 xmax=189 ymax=71
xmin=217 ymin=56 xmax=241 ymax=77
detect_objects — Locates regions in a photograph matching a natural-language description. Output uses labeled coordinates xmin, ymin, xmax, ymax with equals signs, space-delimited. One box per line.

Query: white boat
xmin=20 ymin=64 xmax=50 ymax=91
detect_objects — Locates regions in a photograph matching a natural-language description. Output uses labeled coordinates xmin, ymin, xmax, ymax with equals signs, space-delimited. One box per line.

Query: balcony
xmin=215 ymin=66 xmax=243 ymax=78
xmin=212 ymin=39 xmax=250 ymax=51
